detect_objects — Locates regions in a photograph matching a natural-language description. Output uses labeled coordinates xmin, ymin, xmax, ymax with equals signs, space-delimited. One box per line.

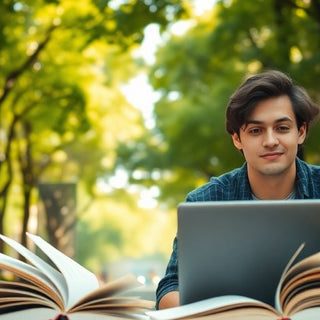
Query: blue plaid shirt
xmin=155 ymin=157 xmax=320 ymax=309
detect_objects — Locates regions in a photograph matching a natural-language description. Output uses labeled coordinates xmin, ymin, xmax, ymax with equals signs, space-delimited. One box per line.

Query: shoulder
xmin=186 ymin=163 xmax=251 ymax=201
xmin=296 ymin=158 xmax=320 ymax=198
xmin=297 ymin=157 xmax=320 ymax=177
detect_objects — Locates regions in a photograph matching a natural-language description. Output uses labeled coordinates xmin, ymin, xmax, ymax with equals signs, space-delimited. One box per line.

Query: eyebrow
xmin=241 ymin=117 xmax=295 ymax=131
xmin=244 ymin=117 xmax=294 ymax=126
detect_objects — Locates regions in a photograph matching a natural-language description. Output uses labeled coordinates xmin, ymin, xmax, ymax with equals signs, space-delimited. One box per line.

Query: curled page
xmin=26 ymin=233 xmax=99 ymax=310
xmin=0 ymin=234 xmax=67 ymax=304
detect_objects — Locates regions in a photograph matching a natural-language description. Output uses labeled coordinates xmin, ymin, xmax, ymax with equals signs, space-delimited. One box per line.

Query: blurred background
xmin=1 ymin=0 xmax=320 ymax=300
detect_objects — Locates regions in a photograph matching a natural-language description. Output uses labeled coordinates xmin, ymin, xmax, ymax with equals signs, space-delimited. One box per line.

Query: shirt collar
xmin=295 ymin=157 xmax=310 ymax=198
xmin=237 ymin=163 xmax=253 ymax=200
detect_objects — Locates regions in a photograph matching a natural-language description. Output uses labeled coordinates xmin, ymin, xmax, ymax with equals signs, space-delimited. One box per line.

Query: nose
xmin=262 ymin=129 xmax=279 ymax=148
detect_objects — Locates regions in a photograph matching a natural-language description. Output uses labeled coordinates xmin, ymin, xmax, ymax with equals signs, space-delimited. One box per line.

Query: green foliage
xmin=0 ymin=0 xmax=186 ymax=263
xmin=116 ymin=0 xmax=320 ymax=206
xmin=75 ymin=189 xmax=177 ymax=272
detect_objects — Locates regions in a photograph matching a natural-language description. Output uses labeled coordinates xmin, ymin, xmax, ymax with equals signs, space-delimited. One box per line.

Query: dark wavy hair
xmin=226 ymin=70 xmax=319 ymax=136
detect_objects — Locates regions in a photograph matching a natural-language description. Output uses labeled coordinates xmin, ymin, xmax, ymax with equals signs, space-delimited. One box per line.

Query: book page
xmin=0 ymin=234 xmax=67 ymax=304
xmin=0 ymin=280 xmax=61 ymax=309
xmin=280 ymin=267 xmax=320 ymax=309
xmin=0 ymin=235 xmax=153 ymax=319
xmin=69 ymin=274 xmax=154 ymax=317
xmin=0 ymin=308 xmax=150 ymax=320
xmin=0 ymin=307 xmax=58 ymax=320
xmin=146 ymin=295 xmax=279 ymax=320
xmin=275 ymin=243 xmax=305 ymax=312
xmin=0 ymin=253 xmax=55 ymax=288
xmin=282 ymin=252 xmax=320 ymax=288
xmin=27 ymin=233 xmax=99 ymax=310
xmin=70 ymin=274 xmax=143 ymax=310
xmin=291 ymin=306 xmax=320 ymax=320
xmin=6 ymin=307 xmax=320 ymax=320
xmin=276 ymin=244 xmax=320 ymax=314
xmin=0 ymin=253 xmax=64 ymax=309
xmin=281 ymin=287 xmax=320 ymax=316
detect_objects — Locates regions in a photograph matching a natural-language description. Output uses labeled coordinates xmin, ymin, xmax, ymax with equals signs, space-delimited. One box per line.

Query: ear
xmin=298 ymin=122 xmax=307 ymax=145
xmin=232 ymin=133 xmax=243 ymax=151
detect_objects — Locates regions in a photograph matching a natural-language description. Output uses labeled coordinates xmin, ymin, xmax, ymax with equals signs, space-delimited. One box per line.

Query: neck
xmin=248 ymin=166 xmax=296 ymax=200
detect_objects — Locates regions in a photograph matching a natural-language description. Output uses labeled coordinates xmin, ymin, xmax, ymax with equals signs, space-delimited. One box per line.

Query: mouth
xmin=260 ymin=152 xmax=283 ymax=160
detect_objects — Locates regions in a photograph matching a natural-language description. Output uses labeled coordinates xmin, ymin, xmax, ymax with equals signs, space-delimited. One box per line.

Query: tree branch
xmin=0 ymin=24 xmax=57 ymax=110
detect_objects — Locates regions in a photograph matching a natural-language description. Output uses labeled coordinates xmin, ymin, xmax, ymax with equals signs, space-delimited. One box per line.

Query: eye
xmin=276 ymin=125 xmax=290 ymax=132
xmin=248 ymin=127 xmax=261 ymax=135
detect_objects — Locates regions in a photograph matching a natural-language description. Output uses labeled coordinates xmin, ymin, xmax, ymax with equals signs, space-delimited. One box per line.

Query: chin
xmin=259 ymin=165 xmax=289 ymax=176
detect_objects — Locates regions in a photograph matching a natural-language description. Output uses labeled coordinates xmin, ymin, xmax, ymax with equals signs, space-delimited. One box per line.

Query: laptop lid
xmin=177 ymin=200 xmax=320 ymax=306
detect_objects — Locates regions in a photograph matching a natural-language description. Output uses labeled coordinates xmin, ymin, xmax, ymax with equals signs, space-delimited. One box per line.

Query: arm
xmin=158 ymin=290 xmax=180 ymax=309
xmin=156 ymin=236 xmax=179 ymax=309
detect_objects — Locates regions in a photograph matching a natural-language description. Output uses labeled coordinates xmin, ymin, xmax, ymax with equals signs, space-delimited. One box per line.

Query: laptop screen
xmin=177 ymin=200 xmax=320 ymax=306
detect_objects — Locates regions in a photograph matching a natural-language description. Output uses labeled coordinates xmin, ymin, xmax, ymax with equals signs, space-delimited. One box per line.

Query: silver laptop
xmin=177 ymin=200 xmax=320 ymax=306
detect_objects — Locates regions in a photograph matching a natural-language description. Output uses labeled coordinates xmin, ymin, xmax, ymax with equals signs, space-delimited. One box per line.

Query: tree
xmin=115 ymin=0 xmax=320 ymax=205
xmin=0 ymin=0 xmax=186 ymax=251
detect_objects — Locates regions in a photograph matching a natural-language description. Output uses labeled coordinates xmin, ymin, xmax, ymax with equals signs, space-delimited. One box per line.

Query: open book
xmin=147 ymin=244 xmax=320 ymax=320
xmin=0 ymin=233 xmax=154 ymax=320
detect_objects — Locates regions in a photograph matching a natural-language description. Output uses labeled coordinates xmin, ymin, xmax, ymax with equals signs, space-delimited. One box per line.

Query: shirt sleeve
xmin=155 ymin=236 xmax=179 ymax=309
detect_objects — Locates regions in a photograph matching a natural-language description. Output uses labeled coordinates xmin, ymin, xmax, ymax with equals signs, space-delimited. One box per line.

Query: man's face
xmin=231 ymin=95 xmax=306 ymax=178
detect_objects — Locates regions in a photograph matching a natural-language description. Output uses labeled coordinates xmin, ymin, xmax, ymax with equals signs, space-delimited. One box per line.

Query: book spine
xmin=52 ymin=315 xmax=69 ymax=320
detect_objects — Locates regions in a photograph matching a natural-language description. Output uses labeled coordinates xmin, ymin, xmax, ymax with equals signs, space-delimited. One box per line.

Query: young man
xmin=156 ymin=70 xmax=320 ymax=309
